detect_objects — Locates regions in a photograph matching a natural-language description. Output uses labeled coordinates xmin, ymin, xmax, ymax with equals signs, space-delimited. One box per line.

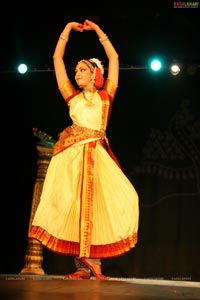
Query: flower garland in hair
xmin=89 ymin=58 xmax=104 ymax=89
xmin=89 ymin=58 xmax=104 ymax=75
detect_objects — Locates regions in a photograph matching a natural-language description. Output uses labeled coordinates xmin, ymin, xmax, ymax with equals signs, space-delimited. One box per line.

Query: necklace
xmin=82 ymin=90 xmax=96 ymax=107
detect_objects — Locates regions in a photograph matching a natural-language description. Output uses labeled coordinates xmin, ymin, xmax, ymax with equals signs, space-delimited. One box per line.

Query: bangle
xmin=59 ymin=34 xmax=69 ymax=42
xmin=99 ymin=34 xmax=109 ymax=44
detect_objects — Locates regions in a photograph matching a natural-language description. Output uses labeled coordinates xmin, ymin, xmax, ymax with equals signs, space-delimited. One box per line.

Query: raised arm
xmin=83 ymin=19 xmax=119 ymax=87
xmin=53 ymin=22 xmax=84 ymax=89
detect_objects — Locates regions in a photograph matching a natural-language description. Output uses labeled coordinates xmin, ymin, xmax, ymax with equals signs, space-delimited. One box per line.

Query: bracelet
xmin=99 ymin=34 xmax=109 ymax=44
xmin=59 ymin=34 xmax=69 ymax=42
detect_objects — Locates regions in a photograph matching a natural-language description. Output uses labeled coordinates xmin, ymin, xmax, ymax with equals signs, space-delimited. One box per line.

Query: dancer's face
xmin=75 ymin=62 xmax=94 ymax=89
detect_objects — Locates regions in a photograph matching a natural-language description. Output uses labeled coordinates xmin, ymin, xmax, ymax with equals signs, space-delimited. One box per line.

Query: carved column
xmin=20 ymin=144 xmax=53 ymax=275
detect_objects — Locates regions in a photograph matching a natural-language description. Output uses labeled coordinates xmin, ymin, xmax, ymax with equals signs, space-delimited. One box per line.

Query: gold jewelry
xmin=99 ymin=34 xmax=109 ymax=44
xmin=60 ymin=34 xmax=68 ymax=41
xmin=82 ymin=90 xmax=95 ymax=107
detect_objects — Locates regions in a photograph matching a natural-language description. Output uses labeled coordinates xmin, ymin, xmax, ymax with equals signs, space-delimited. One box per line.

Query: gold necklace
xmin=82 ymin=90 xmax=96 ymax=107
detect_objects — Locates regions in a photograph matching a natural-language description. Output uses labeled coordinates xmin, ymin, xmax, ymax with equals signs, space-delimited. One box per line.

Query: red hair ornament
xmin=94 ymin=67 xmax=104 ymax=89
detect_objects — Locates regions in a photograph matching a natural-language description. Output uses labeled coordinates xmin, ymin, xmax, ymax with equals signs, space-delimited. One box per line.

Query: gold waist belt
xmin=71 ymin=124 xmax=106 ymax=139
xmin=53 ymin=124 xmax=106 ymax=156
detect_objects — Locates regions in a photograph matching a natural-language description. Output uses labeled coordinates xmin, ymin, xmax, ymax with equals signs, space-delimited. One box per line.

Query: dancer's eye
xmin=80 ymin=68 xmax=87 ymax=72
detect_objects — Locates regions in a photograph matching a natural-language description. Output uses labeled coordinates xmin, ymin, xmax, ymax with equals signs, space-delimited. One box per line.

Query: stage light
xmin=170 ymin=64 xmax=181 ymax=76
xmin=17 ymin=63 xmax=28 ymax=74
xmin=149 ymin=58 xmax=162 ymax=72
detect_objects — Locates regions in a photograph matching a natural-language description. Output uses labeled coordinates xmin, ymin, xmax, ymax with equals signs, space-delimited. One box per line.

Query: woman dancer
xmin=29 ymin=19 xmax=139 ymax=279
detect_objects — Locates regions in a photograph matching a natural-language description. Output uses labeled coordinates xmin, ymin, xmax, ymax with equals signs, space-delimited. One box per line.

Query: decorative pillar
xmin=20 ymin=129 xmax=55 ymax=275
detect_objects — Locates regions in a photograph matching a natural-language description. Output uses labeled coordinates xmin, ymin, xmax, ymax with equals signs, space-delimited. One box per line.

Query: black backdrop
xmin=3 ymin=64 xmax=200 ymax=281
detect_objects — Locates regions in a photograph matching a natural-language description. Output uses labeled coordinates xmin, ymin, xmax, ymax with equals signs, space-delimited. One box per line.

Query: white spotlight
xmin=170 ymin=64 xmax=181 ymax=76
xmin=17 ymin=63 xmax=28 ymax=74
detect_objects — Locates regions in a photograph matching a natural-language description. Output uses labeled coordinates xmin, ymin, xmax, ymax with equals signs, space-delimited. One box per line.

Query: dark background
xmin=3 ymin=3 xmax=200 ymax=281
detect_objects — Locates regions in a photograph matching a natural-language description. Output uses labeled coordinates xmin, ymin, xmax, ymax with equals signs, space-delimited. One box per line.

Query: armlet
xmin=59 ymin=80 xmax=76 ymax=103
xmin=104 ymin=79 xmax=118 ymax=99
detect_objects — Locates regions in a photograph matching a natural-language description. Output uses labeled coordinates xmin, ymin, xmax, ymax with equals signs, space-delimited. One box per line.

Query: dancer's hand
xmin=83 ymin=19 xmax=98 ymax=31
xmin=68 ymin=22 xmax=84 ymax=32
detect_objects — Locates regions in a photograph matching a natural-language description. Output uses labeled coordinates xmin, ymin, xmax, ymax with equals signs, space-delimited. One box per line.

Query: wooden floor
xmin=0 ymin=275 xmax=199 ymax=300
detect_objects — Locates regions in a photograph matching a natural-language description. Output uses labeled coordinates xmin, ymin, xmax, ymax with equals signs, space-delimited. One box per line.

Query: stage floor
xmin=0 ymin=275 xmax=199 ymax=300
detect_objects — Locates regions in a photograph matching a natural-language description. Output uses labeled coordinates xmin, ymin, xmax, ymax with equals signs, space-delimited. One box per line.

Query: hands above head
xmin=69 ymin=19 xmax=97 ymax=32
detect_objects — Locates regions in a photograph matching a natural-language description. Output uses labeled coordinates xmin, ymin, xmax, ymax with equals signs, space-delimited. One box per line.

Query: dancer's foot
xmin=64 ymin=269 xmax=90 ymax=280
xmin=82 ymin=258 xmax=109 ymax=280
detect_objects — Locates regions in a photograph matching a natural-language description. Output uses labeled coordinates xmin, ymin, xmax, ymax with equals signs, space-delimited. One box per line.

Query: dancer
xmin=29 ymin=19 xmax=139 ymax=279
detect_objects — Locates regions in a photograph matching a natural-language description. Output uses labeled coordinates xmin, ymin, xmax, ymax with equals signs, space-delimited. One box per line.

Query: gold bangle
xmin=59 ymin=34 xmax=68 ymax=41
xmin=99 ymin=34 xmax=109 ymax=44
